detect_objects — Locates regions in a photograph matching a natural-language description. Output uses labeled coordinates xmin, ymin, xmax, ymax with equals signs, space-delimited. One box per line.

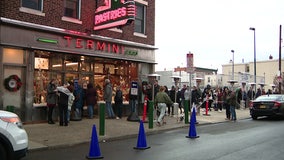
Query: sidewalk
xmin=24 ymin=109 xmax=251 ymax=151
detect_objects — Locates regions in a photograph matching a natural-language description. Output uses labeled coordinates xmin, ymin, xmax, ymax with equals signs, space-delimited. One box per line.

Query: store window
xmin=33 ymin=51 xmax=138 ymax=104
xmin=21 ymin=0 xmax=43 ymax=11
xmin=64 ymin=0 xmax=81 ymax=19
xmin=94 ymin=59 xmax=138 ymax=101
xmin=134 ymin=3 xmax=146 ymax=34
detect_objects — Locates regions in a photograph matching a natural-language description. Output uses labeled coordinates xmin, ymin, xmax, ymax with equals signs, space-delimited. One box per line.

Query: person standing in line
xmin=168 ymin=86 xmax=176 ymax=116
xmin=104 ymin=79 xmax=115 ymax=119
xmin=114 ymin=85 xmax=123 ymax=119
xmin=247 ymin=86 xmax=255 ymax=101
xmin=154 ymin=86 xmax=173 ymax=126
xmin=216 ymin=88 xmax=223 ymax=112
xmin=227 ymin=89 xmax=237 ymax=121
xmin=67 ymin=85 xmax=75 ymax=122
xmin=191 ymin=86 xmax=199 ymax=109
xmin=86 ymin=83 xmax=98 ymax=119
xmin=184 ymin=85 xmax=191 ymax=112
xmin=46 ymin=79 xmax=58 ymax=124
xmin=223 ymin=86 xmax=231 ymax=120
xmin=57 ymin=82 xmax=72 ymax=126
xmin=72 ymin=81 xmax=84 ymax=120
xmin=180 ymin=84 xmax=187 ymax=114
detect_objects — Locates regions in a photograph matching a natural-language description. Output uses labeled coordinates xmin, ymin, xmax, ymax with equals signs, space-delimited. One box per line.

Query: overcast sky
xmin=154 ymin=0 xmax=284 ymax=73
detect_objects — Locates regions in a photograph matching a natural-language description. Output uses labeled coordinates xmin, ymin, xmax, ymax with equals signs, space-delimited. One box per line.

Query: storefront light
xmin=52 ymin=62 xmax=78 ymax=67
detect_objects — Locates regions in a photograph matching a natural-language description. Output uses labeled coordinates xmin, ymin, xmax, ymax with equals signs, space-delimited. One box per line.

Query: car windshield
xmin=256 ymin=95 xmax=282 ymax=101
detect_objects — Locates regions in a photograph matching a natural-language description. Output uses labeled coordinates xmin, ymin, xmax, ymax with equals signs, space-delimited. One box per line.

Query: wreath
xmin=4 ymin=75 xmax=23 ymax=92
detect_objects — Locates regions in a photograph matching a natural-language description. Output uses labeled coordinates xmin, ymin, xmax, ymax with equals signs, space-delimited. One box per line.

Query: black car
xmin=249 ymin=94 xmax=284 ymax=120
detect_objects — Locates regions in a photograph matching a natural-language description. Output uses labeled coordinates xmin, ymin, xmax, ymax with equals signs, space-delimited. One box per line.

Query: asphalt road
xmin=23 ymin=117 xmax=284 ymax=160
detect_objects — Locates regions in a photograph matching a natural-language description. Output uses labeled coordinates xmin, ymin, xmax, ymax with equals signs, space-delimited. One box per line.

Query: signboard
xmin=130 ymin=81 xmax=138 ymax=96
xmin=94 ymin=0 xmax=135 ymax=31
xmin=186 ymin=53 xmax=195 ymax=73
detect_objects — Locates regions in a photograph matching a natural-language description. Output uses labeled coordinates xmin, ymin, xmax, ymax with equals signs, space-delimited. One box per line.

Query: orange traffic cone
xmin=86 ymin=125 xmax=103 ymax=159
xmin=186 ymin=108 xmax=200 ymax=139
xmin=134 ymin=120 xmax=150 ymax=150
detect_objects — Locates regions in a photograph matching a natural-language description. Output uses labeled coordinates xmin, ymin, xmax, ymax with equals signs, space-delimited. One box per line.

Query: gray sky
xmin=155 ymin=0 xmax=284 ymax=73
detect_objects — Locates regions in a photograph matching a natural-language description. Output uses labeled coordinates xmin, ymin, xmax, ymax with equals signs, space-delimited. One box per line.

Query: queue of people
xmin=46 ymin=77 xmax=279 ymax=126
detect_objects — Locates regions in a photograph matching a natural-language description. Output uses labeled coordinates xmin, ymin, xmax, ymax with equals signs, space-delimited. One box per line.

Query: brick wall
xmin=0 ymin=0 xmax=155 ymax=46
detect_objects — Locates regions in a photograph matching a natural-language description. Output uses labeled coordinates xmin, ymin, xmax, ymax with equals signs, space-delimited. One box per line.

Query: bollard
xmin=148 ymin=101 xmax=153 ymax=129
xmin=99 ymin=103 xmax=105 ymax=136
xmin=184 ymin=100 xmax=189 ymax=124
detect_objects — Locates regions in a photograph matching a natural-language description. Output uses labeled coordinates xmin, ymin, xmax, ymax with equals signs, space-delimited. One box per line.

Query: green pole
xmin=148 ymin=101 xmax=154 ymax=129
xmin=184 ymin=100 xmax=189 ymax=124
xmin=99 ymin=103 xmax=105 ymax=136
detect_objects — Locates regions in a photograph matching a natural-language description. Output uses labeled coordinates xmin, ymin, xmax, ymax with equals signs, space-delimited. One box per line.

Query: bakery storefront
xmin=0 ymin=19 xmax=156 ymax=122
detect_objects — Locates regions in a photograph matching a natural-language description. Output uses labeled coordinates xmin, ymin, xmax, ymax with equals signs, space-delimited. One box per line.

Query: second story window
xmin=64 ymin=0 xmax=81 ymax=19
xmin=134 ymin=3 xmax=146 ymax=34
xmin=21 ymin=0 xmax=43 ymax=11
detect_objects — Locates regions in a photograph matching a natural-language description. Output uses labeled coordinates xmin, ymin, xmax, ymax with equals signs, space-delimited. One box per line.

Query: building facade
xmin=0 ymin=0 xmax=156 ymax=122
xmin=222 ymin=59 xmax=284 ymax=92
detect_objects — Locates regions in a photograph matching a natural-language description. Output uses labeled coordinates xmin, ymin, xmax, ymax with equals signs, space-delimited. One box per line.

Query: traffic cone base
xmin=186 ymin=107 xmax=199 ymax=139
xmin=86 ymin=125 xmax=103 ymax=159
xmin=186 ymin=135 xmax=200 ymax=139
xmin=134 ymin=120 xmax=150 ymax=150
xmin=133 ymin=146 xmax=151 ymax=150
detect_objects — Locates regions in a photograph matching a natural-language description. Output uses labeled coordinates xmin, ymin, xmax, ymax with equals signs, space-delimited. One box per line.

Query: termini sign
xmin=94 ymin=0 xmax=135 ymax=31
xmin=63 ymin=36 xmax=138 ymax=56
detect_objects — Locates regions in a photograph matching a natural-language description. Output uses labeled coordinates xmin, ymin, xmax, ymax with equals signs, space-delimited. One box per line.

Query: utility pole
xmin=279 ymin=25 xmax=282 ymax=93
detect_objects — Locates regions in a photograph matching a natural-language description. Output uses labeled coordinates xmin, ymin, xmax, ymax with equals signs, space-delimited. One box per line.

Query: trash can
xmin=6 ymin=105 xmax=15 ymax=113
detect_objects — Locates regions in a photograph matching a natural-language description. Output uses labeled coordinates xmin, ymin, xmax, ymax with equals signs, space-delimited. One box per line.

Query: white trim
xmin=61 ymin=16 xmax=82 ymax=24
xmin=135 ymin=0 xmax=148 ymax=5
xmin=108 ymin=28 xmax=123 ymax=33
xmin=19 ymin=7 xmax=45 ymax=16
xmin=134 ymin=32 xmax=147 ymax=38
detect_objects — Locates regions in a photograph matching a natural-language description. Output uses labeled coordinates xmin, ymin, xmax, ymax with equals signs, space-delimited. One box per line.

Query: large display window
xmin=33 ymin=50 xmax=138 ymax=105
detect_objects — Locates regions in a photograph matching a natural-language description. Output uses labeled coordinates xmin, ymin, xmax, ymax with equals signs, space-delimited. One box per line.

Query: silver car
xmin=0 ymin=110 xmax=28 ymax=160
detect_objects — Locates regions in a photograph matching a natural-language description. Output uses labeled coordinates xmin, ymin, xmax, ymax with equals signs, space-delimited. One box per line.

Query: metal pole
xmin=279 ymin=25 xmax=282 ymax=93
xmin=99 ymin=103 xmax=105 ymax=136
xmin=148 ymin=101 xmax=154 ymax=129
xmin=253 ymin=29 xmax=256 ymax=93
xmin=231 ymin=50 xmax=234 ymax=80
xmin=250 ymin=27 xmax=257 ymax=95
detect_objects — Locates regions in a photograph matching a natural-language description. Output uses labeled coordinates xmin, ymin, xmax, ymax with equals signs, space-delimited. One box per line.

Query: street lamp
xmin=249 ymin=27 xmax=256 ymax=93
xmin=231 ymin=50 xmax=234 ymax=80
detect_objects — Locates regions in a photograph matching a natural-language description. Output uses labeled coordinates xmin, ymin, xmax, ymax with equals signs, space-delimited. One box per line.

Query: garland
xmin=4 ymin=75 xmax=23 ymax=92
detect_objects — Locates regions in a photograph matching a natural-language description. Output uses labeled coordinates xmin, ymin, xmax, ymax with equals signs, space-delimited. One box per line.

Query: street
xmin=23 ymin=117 xmax=284 ymax=160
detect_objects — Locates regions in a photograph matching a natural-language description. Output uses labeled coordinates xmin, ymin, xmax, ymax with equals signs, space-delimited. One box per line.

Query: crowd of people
xmin=46 ymin=77 xmax=279 ymax=126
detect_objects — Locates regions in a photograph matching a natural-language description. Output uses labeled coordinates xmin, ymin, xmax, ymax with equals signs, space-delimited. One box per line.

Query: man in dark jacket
xmin=86 ymin=83 xmax=97 ymax=119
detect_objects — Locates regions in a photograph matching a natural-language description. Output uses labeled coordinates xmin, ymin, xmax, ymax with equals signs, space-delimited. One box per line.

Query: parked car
xmin=249 ymin=94 xmax=284 ymax=120
xmin=0 ymin=110 xmax=28 ymax=160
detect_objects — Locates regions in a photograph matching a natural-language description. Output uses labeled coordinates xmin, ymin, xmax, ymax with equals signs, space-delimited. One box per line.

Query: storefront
xmin=0 ymin=18 xmax=156 ymax=122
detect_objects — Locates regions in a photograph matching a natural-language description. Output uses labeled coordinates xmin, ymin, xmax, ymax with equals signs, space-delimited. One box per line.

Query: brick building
xmin=0 ymin=0 xmax=156 ymax=122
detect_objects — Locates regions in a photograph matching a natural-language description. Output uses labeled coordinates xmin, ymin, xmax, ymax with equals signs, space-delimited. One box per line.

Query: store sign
xmin=130 ymin=81 xmax=138 ymax=96
xmin=63 ymin=36 xmax=138 ymax=56
xmin=94 ymin=0 xmax=135 ymax=31
xmin=187 ymin=53 xmax=195 ymax=73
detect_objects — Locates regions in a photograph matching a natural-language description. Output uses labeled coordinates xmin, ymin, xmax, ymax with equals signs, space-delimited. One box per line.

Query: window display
xmin=33 ymin=50 xmax=138 ymax=105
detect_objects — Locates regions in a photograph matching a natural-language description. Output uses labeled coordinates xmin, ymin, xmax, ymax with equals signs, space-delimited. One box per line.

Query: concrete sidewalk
xmin=24 ymin=109 xmax=251 ymax=151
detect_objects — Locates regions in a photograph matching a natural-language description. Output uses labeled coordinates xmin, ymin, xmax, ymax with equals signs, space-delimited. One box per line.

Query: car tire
xmin=252 ymin=115 xmax=258 ymax=120
xmin=0 ymin=143 xmax=8 ymax=160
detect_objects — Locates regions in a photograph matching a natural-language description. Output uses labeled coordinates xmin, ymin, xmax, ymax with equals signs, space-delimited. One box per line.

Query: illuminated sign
xmin=94 ymin=0 xmax=135 ymax=31
xmin=63 ymin=36 xmax=138 ymax=56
